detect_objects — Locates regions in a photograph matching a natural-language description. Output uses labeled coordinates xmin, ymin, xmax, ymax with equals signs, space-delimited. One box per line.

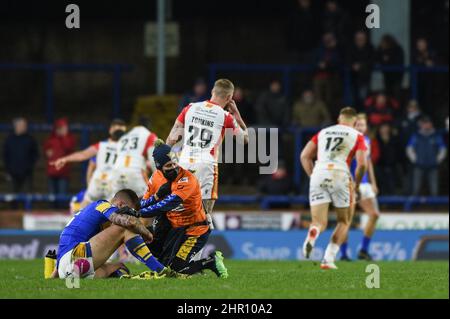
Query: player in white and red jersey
xmin=110 ymin=125 xmax=158 ymax=198
xmin=52 ymin=119 xmax=127 ymax=210
xmin=166 ymin=79 xmax=249 ymax=224
xmin=300 ymin=107 xmax=368 ymax=270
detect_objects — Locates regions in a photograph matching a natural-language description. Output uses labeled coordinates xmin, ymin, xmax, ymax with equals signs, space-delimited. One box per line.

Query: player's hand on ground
xmin=156 ymin=182 xmax=172 ymax=200
xmin=116 ymin=206 xmax=141 ymax=218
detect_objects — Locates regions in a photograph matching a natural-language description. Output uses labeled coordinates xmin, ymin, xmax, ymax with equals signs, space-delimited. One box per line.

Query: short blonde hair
xmin=356 ymin=113 xmax=367 ymax=121
xmin=212 ymin=79 xmax=234 ymax=98
xmin=339 ymin=107 xmax=357 ymax=119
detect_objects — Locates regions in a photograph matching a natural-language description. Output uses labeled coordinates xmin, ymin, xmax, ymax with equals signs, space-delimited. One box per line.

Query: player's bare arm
xmin=52 ymin=145 xmax=98 ymax=170
xmin=367 ymin=159 xmax=378 ymax=195
xmin=166 ymin=120 xmax=184 ymax=146
xmin=86 ymin=160 xmax=96 ymax=185
xmin=108 ymin=212 xmax=153 ymax=242
xmin=353 ymin=149 xmax=368 ymax=193
xmin=226 ymin=99 xmax=249 ymax=144
xmin=300 ymin=141 xmax=317 ymax=177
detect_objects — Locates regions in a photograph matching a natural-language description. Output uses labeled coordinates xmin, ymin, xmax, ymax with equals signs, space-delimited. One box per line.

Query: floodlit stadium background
xmin=0 ymin=0 xmax=448 ymax=262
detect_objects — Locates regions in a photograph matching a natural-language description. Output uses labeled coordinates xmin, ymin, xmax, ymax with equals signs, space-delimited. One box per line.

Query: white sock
xmin=323 ymin=243 xmax=340 ymax=263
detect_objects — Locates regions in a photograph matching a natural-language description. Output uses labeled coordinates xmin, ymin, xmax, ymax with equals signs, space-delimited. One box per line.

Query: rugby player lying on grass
xmin=53 ymin=189 xmax=185 ymax=279
xmin=136 ymin=140 xmax=229 ymax=278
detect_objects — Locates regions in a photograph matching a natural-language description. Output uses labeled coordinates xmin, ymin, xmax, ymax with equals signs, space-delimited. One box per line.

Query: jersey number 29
xmin=187 ymin=125 xmax=213 ymax=148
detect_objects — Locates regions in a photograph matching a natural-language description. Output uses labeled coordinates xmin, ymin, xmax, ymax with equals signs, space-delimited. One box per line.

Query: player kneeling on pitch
xmin=52 ymin=189 xmax=185 ymax=279
xmin=138 ymin=140 xmax=228 ymax=278
xmin=300 ymin=107 xmax=368 ymax=270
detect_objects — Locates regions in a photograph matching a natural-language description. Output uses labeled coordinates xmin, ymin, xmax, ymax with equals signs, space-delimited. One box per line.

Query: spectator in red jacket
xmin=364 ymin=92 xmax=400 ymax=127
xmin=43 ymin=118 xmax=76 ymax=197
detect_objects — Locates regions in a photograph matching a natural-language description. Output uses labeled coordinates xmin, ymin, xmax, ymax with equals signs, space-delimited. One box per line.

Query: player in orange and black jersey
xmin=139 ymin=140 xmax=228 ymax=278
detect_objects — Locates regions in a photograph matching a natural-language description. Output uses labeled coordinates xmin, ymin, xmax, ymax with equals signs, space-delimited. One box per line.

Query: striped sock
xmin=125 ymin=236 xmax=164 ymax=273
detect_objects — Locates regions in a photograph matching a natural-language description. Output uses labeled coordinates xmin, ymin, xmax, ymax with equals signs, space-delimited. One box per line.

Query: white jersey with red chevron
xmin=177 ymin=100 xmax=239 ymax=165
xmin=114 ymin=126 xmax=157 ymax=171
xmin=311 ymin=124 xmax=367 ymax=173
xmin=92 ymin=140 xmax=117 ymax=173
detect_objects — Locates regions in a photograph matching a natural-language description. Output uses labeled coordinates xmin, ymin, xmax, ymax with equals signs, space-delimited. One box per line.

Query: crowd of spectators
xmin=173 ymin=74 xmax=448 ymax=197
xmin=185 ymin=1 xmax=448 ymax=196
xmin=1 ymin=0 xmax=448 ymax=199
xmin=2 ymin=117 xmax=76 ymax=201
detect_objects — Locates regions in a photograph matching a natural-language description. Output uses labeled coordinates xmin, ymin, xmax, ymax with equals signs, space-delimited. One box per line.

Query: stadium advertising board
xmin=0 ymin=231 xmax=59 ymax=259
xmin=23 ymin=213 xmax=71 ymax=230
xmin=1 ymin=230 xmax=447 ymax=261
xmin=360 ymin=213 xmax=449 ymax=230
xmin=206 ymin=230 xmax=449 ymax=261
xmin=213 ymin=212 xmax=301 ymax=231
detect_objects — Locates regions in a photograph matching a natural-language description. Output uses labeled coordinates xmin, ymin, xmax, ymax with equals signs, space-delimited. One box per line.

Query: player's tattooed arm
xmin=109 ymin=213 xmax=153 ymax=242
xmin=166 ymin=120 xmax=184 ymax=146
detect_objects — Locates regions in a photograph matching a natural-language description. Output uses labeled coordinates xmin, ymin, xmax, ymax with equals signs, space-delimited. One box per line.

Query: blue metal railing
xmin=0 ymin=63 xmax=133 ymax=123
xmin=208 ymin=63 xmax=449 ymax=104
xmin=0 ymin=193 xmax=447 ymax=212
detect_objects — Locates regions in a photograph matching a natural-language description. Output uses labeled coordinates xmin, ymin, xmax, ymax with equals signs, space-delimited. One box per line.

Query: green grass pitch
xmin=0 ymin=259 xmax=447 ymax=299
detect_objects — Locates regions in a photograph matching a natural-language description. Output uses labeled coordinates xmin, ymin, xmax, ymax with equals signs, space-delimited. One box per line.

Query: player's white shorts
xmin=309 ymin=169 xmax=353 ymax=208
xmin=84 ymin=170 xmax=112 ymax=202
xmin=179 ymin=162 xmax=218 ymax=200
xmin=57 ymin=242 xmax=95 ymax=279
xmin=110 ymin=169 xmax=148 ymax=198
xmin=359 ymin=183 xmax=376 ymax=200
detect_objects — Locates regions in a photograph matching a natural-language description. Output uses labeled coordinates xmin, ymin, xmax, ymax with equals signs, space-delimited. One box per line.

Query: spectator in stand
xmin=400 ymin=100 xmax=422 ymax=145
xmin=414 ymin=37 xmax=437 ymax=67
xmin=2 ymin=117 xmax=39 ymax=193
xmin=376 ymin=34 xmax=405 ymax=98
xmin=287 ymin=0 xmax=318 ymax=63
xmin=257 ymin=160 xmax=292 ymax=208
xmin=406 ymin=116 xmax=447 ymax=196
xmin=413 ymin=37 xmax=438 ymax=107
xmin=374 ymin=123 xmax=402 ymax=195
xmin=233 ymin=86 xmax=255 ymax=126
xmin=254 ymin=79 xmax=289 ymax=127
xmin=43 ymin=118 xmax=76 ymax=198
xmin=292 ymin=89 xmax=331 ymax=128
xmin=347 ymin=30 xmax=375 ymax=109
xmin=313 ymin=32 xmax=342 ymax=117
xmin=364 ymin=92 xmax=400 ymax=127
xmin=177 ymin=78 xmax=209 ymax=114
xmin=321 ymin=0 xmax=350 ymax=48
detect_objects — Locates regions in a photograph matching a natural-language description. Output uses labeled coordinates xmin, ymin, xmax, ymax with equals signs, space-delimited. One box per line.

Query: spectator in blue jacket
xmin=2 ymin=118 xmax=39 ymax=193
xmin=406 ymin=116 xmax=447 ymax=196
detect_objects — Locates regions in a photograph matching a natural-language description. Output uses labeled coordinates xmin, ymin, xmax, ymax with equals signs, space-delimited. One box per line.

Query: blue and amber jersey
xmin=350 ymin=135 xmax=371 ymax=183
xmin=70 ymin=189 xmax=86 ymax=213
xmin=57 ymin=200 xmax=117 ymax=264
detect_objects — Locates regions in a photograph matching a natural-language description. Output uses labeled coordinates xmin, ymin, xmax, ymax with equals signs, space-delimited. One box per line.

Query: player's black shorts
xmin=147 ymin=214 xmax=210 ymax=268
